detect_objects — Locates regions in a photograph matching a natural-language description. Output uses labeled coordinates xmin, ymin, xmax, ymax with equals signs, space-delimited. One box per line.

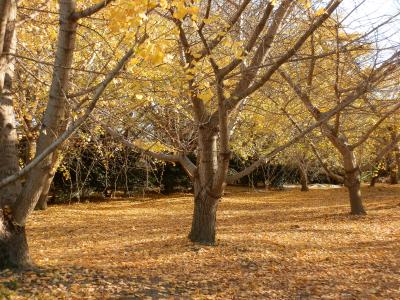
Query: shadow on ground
xmin=1 ymin=184 xmax=399 ymax=299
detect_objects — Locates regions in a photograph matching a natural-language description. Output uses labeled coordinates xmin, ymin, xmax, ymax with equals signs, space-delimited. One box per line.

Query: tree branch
xmin=71 ymin=0 xmax=114 ymax=20
xmin=230 ymin=0 xmax=343 ymax=104
xmin=0 ymin=36 xmax=145 ymax=189
xmin=99 ymin=122 xmax=196 ymax=179
xmin=350 ymin=101 xmax=400 ymax=149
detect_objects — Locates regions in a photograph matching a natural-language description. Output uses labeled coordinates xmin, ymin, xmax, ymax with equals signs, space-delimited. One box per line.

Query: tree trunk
xmin=389 ymin=151 xmax=398 ymax=184
xmin=389 ymin=168 xmax=398 ymax=184
xmin=0 ymin=211 xmax=30 ymax=269
xmin=35 ymin=175 xmax=52 ymax=210
xmin=343 ymin=152 xmax=366 ymax=215
xmin=0 ymin=0 xmax=19 ymax=207
xmin=322 ymin=131 xmax=366 ymax=215
xmin=188 ymin=127 xmax=220 ymax=245
xmin=12 ymin=0 xmax=77 ymax=225
xmin=389 ymin=128 xmax=399 ymax=184
xmin=298 ymin=164 xmax=309 ymax=191
xmin=346 ymin=176 xmax=365 ymax=215
xmin=35 ymin=151 xmax=61 ymax=210
xmin=189 ymin=186 xmax=218 ymax=245
xmin=0 ymin=0 xmax=30 ymax=269
xmin=370 ymin=175 xmax=378 ymax=187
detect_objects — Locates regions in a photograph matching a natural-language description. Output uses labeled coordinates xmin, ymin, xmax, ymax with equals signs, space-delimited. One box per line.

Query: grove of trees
xmin=0 ymin=0 xmax=399 ymax=269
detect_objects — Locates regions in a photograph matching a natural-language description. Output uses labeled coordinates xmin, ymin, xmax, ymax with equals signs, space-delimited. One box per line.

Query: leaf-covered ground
xmin=1 ymin=185 xmax=399 ymax=299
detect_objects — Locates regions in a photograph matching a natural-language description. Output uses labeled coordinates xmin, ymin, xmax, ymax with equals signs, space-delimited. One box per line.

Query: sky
xmin=339 ymin=0 xmax=399 ymax=49
xmin=333 ymin=0 xmax=399 ymax=62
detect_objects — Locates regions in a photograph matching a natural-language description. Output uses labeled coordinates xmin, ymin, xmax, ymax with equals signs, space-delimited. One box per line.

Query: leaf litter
xmin=0 ymin=185 xmax=399 ymax=299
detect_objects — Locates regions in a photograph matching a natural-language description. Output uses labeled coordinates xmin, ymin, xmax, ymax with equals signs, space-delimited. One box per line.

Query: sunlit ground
xmin=1 ymin=185 xmax=399 ymax=299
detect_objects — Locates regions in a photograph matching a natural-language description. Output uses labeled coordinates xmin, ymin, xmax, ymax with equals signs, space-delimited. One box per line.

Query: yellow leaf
xmin=315 ymin=8 xmax=326 ymax=16
xmin=198 ymin=89 xmax=214 ymax=102
xmin=192 ymin=52 xmax=202 ymax=59
xmin=160 ymin=0 xmax=169 ymax=9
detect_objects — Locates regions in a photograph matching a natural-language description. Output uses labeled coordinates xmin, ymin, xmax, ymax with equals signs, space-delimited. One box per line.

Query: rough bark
xmin=0 ymin=210 xmax=30 ymax=269
xmin=343 ymin=152 xmax=366 ymax=215
xmin=389 ymin=167 xmax=398 ymax=184
xmin=189 ymin=127 xmax=221 ymax=245
xmin=345 ymin=174 xmax=365 ymax=215
xmin=35 ymin=175 xmax=52 ymax=210
xmin=189 ymin=182 xmax=219 ymax=245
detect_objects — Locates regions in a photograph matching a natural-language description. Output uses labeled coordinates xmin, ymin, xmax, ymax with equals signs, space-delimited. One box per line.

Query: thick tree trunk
xmin=389 ymin=154 xmax=398 ymax=184
xmin=0 ymin=0 xmax=19 ymax=207
xmin=346 ymin=176 xmax=365 ymax=215
xmin=12 ymin=0 xmax=77 ymax=225
xmin=321 ymin=130 xmax=366 ymax=215
xmin=343 ymin=152 xmax=366 ymax=215
xmin=189 ymin=187 xmax=218 ymax=245
xmin=0 ymin=0 xmax=30 ymax=270
xmin=189 ymin=127 xmax=221 ymax=245
xmin=0 ymin=211 xmax=30 ymax=269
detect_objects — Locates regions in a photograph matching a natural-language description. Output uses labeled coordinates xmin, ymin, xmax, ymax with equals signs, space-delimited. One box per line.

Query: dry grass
xmin=1 ymin=185 xmax=400 ymax=299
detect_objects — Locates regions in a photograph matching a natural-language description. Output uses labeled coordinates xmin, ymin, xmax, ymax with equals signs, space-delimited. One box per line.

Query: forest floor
xmin=1 ymin=184 xmax=399 ymax=299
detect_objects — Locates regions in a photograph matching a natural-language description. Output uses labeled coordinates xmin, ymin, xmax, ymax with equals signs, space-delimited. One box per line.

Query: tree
xmin=279 ymin=13 xmax=400 ymax=214
xmin=0 ymin=0 xmax=146 ymax=269
xmin=100 ymin=0 xmax=344 ymax=244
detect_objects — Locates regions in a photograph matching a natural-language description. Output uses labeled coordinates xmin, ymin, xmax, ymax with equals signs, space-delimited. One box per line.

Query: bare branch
xmin=227 ymin=82 xmax=365 ymax=183
xmin=350 ymin=101 xmax=400 ymax=149
xmin=231 ymin=0 xmax=343 ymax=104
xmin=0 ymin=36 xmax=146 ymax=189
xmin=99 ymin=122 xmax=196 ymax=179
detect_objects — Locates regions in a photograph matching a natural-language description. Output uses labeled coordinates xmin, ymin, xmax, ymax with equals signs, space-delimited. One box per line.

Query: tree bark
xmin=389 ymin=167 xmax=398 ymax=184
xmin=298 ymin=163 xmax=309 ymax=191
xmin=189 ymin=181 xmax=219 ymax=245
xmin=300 ymin=171 xmax=309 ymax=192
xmin=370 ymin=175 xmax=378 ymax=187
xmin=35 ymin=151 xmax=61 ymax=210
xmin=389 ymin=141 xmax=399 ymax=184
xmin=12 ymin=0 xmax=77 ymax=225
xmin=0 ymin=0 xmax=30 ymax=269
xmin=0 ymin=0 xmax=19 ymax=207
xmin=345 ymin=174 xmax=365 ymax=215
xmin=188 ymin=127 xmax=221 ymax=245
xmin=35 ymin=175 xmax=52 ymax=210
xmin=343 ymin=152 xmax=366 ymax=215
xmin=0 ymin=210 xmax=30 ymax=269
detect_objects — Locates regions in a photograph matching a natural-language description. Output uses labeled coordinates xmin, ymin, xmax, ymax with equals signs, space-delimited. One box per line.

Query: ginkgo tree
xmin=278 ymin=13 xmax=400 ymax=214
xmin=0 ymin=0 xmax=150 ymax=269
xmin=99 ymin=0 xmax=349 ymax=244
xmin=1 ymin=0 xmax=399 ymax=270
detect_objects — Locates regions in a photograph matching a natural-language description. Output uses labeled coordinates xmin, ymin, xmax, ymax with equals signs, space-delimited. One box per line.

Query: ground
xmin=1 ymin=185 xmax=399 ymax=299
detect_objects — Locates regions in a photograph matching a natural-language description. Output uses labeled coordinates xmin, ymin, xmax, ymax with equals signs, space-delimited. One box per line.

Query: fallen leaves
xmin=0 ymin=185 xmax=399 ymax=299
